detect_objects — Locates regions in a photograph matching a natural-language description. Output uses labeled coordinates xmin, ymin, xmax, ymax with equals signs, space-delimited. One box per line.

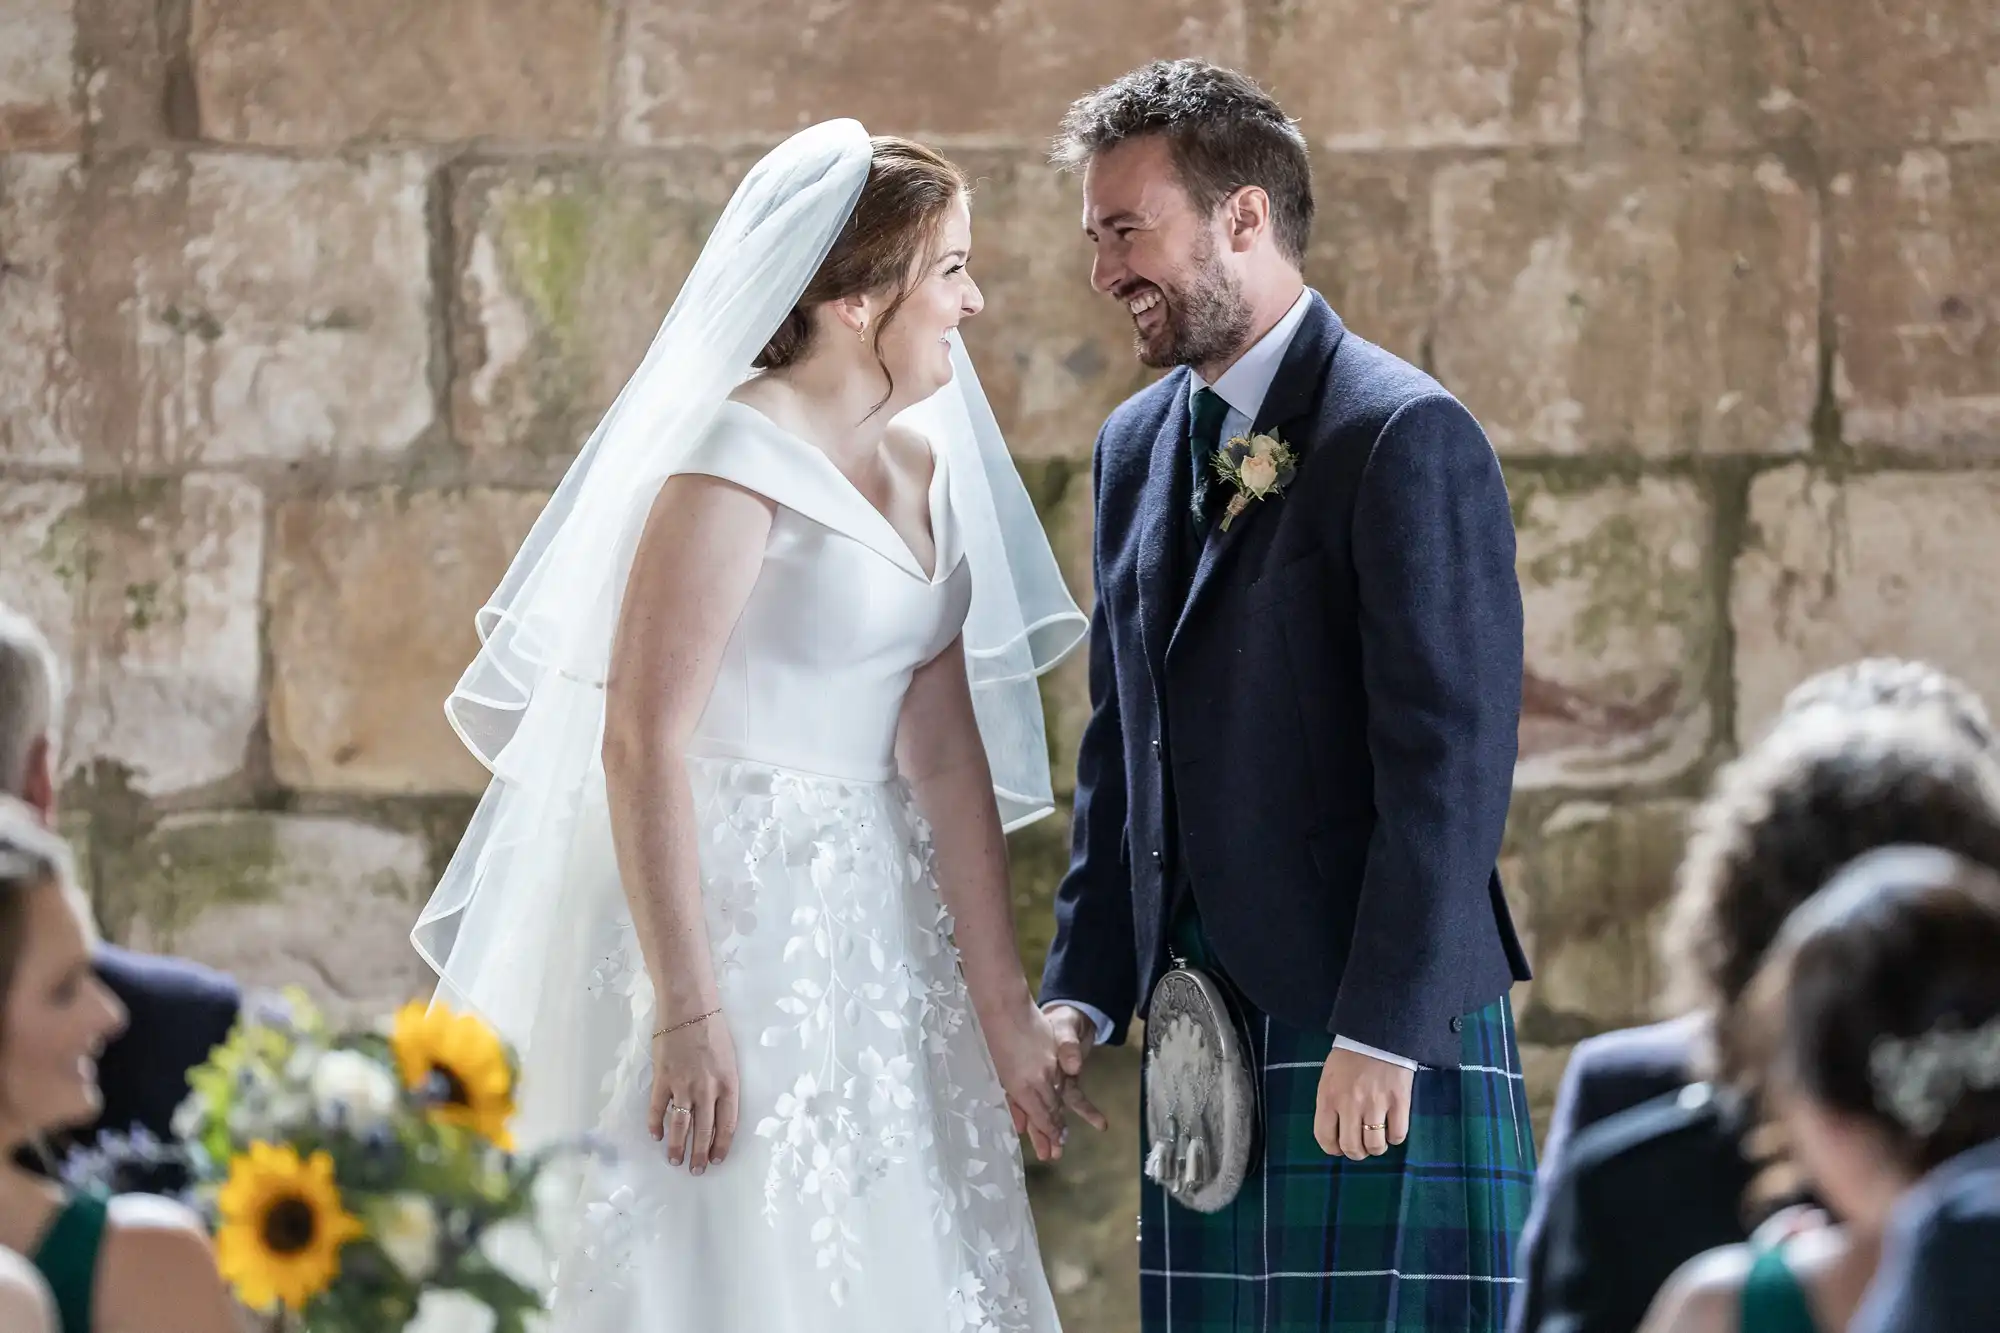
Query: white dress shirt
xmin=1048 ymin=290 xmax=1418 ymax=1071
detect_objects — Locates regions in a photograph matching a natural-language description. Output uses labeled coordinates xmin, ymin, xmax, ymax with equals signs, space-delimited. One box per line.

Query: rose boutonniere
xmin=1211 ymin=430 xmax=1298 ymax=531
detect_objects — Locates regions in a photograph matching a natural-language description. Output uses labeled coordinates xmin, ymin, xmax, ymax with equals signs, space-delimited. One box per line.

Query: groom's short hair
xmin=1053 ymin=59 xmax=1313 ymax=267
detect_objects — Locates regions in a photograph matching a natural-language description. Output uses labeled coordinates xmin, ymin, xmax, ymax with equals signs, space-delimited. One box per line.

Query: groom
xmin=1039 ymin=61 xmax=1536 ymax=1330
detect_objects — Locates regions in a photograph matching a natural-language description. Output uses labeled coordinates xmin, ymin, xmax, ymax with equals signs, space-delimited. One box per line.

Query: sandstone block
xmin=1830 ymin=149 xmax=2000 ymax=457
xmin=451 ymin=155 xmax=754 ymax=472
xmin=1302 ymin=155 xmax=1436 ymax=366
xmin=614 ymin=0 xmax=1245 ymax=144
xmin=950 ymin=154 xmax=1155 ymax=463
xmin=1257 ymin=0 xmax=1580 ymax=149
xmin=267 ymin=487 xmax=547 ymax=795
xmin=2 ymin=152 xmax=433 ymax=470
xmin=1774 ymin=0 xmax=2000 ymax=148
xmin=0 ymin=479 xmax=86 ymax=668
xmin=0 ymin=154 xmax=84 ymax=467
xmin=1734 ymin=468 xmax=2000 ymax=744
xmin=454 ymin=153 xmax=1146 ymax=472
xmin=1583 ymin=0 xmax=1807 ymax=151
xmin=1587 ymin=0 xmax=1999 ymax=151
xmin=1511 ymin=800 xmax=1693 ymax=1035
xmin=75 ymin=0 xmax=183 ymax=147
xmin=191 ymin=0 xmax=611 ymax=146
xmin=110 ymin=813 xmax=435 ymax=1023
xmin=1 ymin=474 xmax=264 ymax=796
xmin=1515 ymin=476 xmax=1718 ymax=789
xmin=1433 ymin=157 xmax=1820 ymax=457
xmin=0 ymin=0 xmax=79 ymax=148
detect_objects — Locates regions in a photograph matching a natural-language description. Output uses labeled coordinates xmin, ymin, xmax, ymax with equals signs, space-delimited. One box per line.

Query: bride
xmin=410 ymin=121 xmax=1091 ymax=1331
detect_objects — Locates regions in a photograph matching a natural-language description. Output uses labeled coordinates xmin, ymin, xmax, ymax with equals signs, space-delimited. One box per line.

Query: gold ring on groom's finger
xmin=1361 ymin=1122 xmax=1386 ymax=1132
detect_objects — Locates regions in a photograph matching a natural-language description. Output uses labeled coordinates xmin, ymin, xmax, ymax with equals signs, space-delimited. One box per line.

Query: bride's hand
xmin=985 ymin=1003 xmax=1068 ymax=1161
xmin=649 ymin=1012 xmax=739 ymax=1174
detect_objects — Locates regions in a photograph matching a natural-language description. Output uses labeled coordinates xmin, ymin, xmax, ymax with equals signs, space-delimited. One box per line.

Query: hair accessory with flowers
xmin=68 ymin=988 xmax=604 ymax=1332
xmin=1211 ymin=429 xmax=1298 ymax=532
xmin=1868 ymin=1012 xmax=2000 ymax=1137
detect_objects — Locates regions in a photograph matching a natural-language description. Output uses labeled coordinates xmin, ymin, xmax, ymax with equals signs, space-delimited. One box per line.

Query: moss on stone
xmin=499 ymin=185 xmax=593 ymax=356
xmin=103 ymin=815 xmax=286 ymax=953
xmin=1515 ymin=475 xmax=1716 ymax=686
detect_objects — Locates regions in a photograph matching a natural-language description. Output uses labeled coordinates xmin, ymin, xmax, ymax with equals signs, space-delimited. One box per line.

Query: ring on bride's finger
xmin=667 ymin=1102 xmax=692 ymax=1120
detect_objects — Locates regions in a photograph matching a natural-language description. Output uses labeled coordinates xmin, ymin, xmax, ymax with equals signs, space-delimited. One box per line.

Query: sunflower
xmin=390 ymin=1000 xmax=517 ymax=1149
xmin=214 ymin=1142 xmax=365 ymax=1312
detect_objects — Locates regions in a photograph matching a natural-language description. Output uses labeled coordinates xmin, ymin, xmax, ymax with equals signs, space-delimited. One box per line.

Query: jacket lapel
xmin=1135 ymin=370 xmax=1191 ymax=688
xmin=1169 ymin=294 xmax=1345 ymax=661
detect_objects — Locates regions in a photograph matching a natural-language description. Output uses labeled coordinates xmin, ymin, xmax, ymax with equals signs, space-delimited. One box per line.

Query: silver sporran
xmin=1142 ymin=963 xmax=1258 ymax=1213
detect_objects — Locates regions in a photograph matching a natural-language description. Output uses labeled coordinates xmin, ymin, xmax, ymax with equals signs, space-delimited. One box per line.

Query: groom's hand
xmin=1044 ymin=1006 xmax=1110 ymax=1134
xmin=1314 ymin=1047 xmax=1414 ymax=1160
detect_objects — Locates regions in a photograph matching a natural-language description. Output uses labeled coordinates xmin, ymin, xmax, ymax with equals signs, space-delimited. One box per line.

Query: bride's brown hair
xmin=754 ymin=137 xmax=969 ymax=405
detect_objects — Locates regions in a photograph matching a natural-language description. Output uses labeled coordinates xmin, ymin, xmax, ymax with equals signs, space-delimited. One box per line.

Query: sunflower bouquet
xmin=164 ymin=990 xmax=575 ymax=1332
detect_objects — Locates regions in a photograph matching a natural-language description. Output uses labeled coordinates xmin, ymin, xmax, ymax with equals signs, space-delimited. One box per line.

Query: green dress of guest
xmin=29 ymin=1191 xmax=107 ymax=1333
xmin=1739 ymin=1237 xmax=1821 ymax=1333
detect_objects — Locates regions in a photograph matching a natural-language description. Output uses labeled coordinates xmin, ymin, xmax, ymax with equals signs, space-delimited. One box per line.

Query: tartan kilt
xmin=1138 ymin=993 xmax=1536 ymax=1332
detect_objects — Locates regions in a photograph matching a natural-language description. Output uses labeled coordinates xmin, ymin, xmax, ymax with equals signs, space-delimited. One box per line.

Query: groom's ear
xmin=1221 ymin=185 xmax=1273 ymax=255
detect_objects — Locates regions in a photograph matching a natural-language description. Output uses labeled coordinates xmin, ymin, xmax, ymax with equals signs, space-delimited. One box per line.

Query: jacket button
xmin=1449 ymin=1015 xmax=1464 ymax=1033
xmin=1150 ymin=850 xmax=1161 ymax=862
xmin=1151 ymin=739 xmax=1161 ymax=756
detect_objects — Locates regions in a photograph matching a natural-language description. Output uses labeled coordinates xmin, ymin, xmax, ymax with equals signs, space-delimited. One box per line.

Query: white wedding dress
xmin=543 ymin=402 xmax=1063 ymax=1332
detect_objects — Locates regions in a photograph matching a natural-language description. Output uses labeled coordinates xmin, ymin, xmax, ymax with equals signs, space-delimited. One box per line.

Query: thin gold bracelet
xmin=653 ymin=1007 xmax=721 ymax=1040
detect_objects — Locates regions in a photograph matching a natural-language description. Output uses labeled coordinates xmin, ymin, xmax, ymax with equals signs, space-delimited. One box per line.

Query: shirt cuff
xmin=1333 ymin=1035 xmax=1418 ymax=1071
xmin=1044 ymin=1000 xmax=1116 ymax=1047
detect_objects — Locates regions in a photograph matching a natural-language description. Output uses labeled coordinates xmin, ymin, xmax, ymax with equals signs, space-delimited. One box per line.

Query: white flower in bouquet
xmin=374 ymin=1192 xmax=441 ymax=1281
xmin=411 ymin=1289 xmax=497 ymax=1333
xmin=309 ymin=1049 xmax=400 ymax=1132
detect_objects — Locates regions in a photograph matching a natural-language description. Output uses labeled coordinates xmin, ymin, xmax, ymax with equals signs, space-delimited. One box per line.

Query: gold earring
xmin=857 ymin=321 xmax=867 ymax=340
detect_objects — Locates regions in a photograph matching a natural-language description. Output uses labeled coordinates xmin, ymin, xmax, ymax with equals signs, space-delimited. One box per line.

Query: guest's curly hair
xmin=1772 ymin=657 xmax=1993 ymax=752
xmin=1662 ymin=709 xmax=2000 ymax=1092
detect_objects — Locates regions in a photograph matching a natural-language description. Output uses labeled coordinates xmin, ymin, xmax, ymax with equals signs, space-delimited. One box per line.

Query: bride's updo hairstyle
xmin=753 ymin=137 xmax=969 ymax=396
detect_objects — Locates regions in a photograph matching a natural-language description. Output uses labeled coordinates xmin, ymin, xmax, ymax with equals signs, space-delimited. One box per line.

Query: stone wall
xmin=2 ymin=1 xmax=1996 ymax=1324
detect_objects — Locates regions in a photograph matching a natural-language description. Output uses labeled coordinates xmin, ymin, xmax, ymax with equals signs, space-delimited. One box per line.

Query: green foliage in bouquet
xmin=165 ymin=989 xmax=583 ymax=1332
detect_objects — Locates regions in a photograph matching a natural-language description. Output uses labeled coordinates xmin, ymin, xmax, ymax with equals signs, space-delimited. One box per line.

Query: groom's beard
xmin=1129 ymin=237 xmax=1253 ymax=371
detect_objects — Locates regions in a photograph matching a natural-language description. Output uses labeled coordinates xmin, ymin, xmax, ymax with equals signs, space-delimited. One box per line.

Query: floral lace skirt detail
xmin=551 ymin=757 xmax=1060 ymax=1333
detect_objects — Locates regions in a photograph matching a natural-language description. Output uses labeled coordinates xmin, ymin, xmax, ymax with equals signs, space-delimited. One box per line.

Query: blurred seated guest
xmin=1640 ymin=843 xmax=2000 ymax=1333
xmin=1850 ymin=1135 xmax=2000 ymax=1333
xmin=0 ymin=800 xmax=237 ymax=1333
xmin=0 ymin=604 xmax=239 ymax=1172
xmin=1529 ymin=708 xmax=2000 ymax=1333
xmin=0 ymin=1245 xmax=58 ymax=1333
xmin=1508 ymin=658 xmax=1997 ymax=1333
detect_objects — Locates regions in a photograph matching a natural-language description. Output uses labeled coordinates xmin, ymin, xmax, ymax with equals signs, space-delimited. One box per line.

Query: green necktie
xmin=1188 ymin=386 xmax=1230 ymax=535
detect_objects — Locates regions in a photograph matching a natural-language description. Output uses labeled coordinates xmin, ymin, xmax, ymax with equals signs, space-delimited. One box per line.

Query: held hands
xmin=1028 ymin=1005 xmax=1110 ymax=1160
xmin=1313 ymin=1046 xmax=1414 ymax=1160
xmin=649 ymin=1012 xmax=740 ymax=1175
xmin=988 ymin=1003 xmax=1109 ymax=1162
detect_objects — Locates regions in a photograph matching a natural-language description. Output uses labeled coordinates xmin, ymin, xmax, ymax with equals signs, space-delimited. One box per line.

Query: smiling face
xmin=872 ymin=193 xmax=983 ymax=405
xmin=0 ymin=878 xmax=126 ymax=1148
xmin=1080 ymin=134 xmax=1252 ymax=371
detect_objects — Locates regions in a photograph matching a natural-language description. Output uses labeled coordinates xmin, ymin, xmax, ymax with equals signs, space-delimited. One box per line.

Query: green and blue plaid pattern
xmin=1138 ymin=970 xmax=1535 ymax=1331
